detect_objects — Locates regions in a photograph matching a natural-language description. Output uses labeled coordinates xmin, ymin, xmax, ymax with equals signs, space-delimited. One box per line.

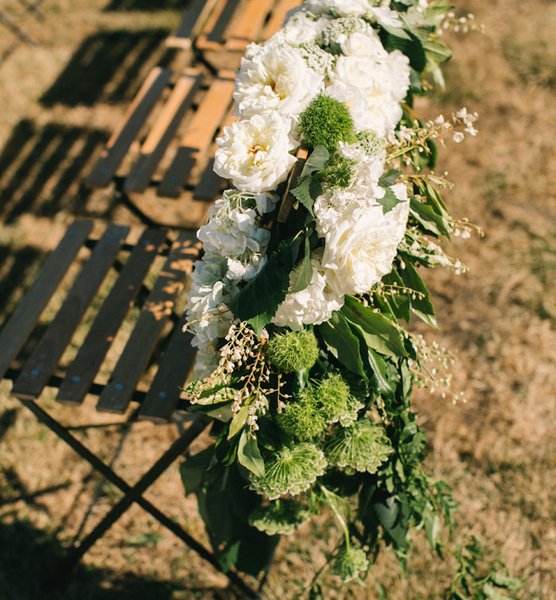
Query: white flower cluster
xmin=275 ymin=141 xmax=409 ymax=330
xmin=185 ymin=190 xmax=277 ymax=377
xmin=187 ymin=0 xmax=413 ymax=353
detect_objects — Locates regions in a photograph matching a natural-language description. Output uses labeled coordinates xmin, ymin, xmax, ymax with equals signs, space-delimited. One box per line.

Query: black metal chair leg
xmin=18 ymin=400 xmax=259 ymax=598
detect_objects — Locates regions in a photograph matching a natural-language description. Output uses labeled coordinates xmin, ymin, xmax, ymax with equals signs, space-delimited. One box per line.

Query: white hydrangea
xmin=318 ymin=186 xmax=409 ymax=296
xmin=214 ymin=112 xmax=298 ymax=193
xmin=234 ymin=38 xmax=324 ymax=118
xmin=272 ymin=255 xmax=344 ymax=330
xmin=197 ymin=190 xmax=276 ymax=282
xmin=190 ymin=343 xmax=219 ymax=380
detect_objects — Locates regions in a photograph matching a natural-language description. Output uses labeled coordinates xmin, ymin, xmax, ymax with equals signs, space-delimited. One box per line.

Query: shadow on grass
xmin=0 ymin=518 xmax=181 ymax=600
xmin=40 ymin=30 xmax=176 ymax=108
xmin=0 ymin=119 xmax=108 ymax=224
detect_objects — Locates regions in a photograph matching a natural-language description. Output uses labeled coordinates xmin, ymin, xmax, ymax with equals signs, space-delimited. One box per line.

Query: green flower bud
xmin=299 ymin=94 xmax=355 ymax=151
xmin=319 ymin=154 xmax=356 ymax=190
xmin=266 ymin=330 xmax=319 ymax=373
xmin=325 ymin=419 xmax=393 ymax=475
xmin=249 ymin=500 xmax=309 ymax=536
xmin=332 ymin=545 xmax=369 ymax=583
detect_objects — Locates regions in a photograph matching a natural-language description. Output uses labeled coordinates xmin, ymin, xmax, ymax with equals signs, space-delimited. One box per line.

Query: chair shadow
xmin=0 ymin=119 xmax=110 ymax=225
xmin=0 ymin=518 xmax=183 ymax=599
xmin=39 ymin=29 xmax=176 ymax=108
xmin=104 ymin=0 xmax=186 ymax=11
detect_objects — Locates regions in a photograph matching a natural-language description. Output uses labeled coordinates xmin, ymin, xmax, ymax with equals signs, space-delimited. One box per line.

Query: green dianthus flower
xmin=278 ymin=389 xmax=327 ymax=441
xmin=299 ymin=94 xmax=355 ymax=151
xmin=266 ymin=330 xmax=319 ymax=373
xmin=318 ymin=154 xmax=356 ymax=189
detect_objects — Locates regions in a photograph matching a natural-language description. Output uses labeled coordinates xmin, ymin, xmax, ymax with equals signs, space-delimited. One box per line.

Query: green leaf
xmin=290 ymin=235 xmax=313 ymax=293
xmin=342 ymin=297 xmax=408 ymax=358
xmin=229 ymin=234 xmax=303 ymax=334
xmin=301 ymin=145 xmax=330 ymax=177
xmin=179 ymin=447 xmax=213 ymax=495
xmin=291 ymin=176 xmax=315 ymax=215
xmin=379 ymin=169 xmax=402 ymax=187
xmin=228 ymin=404 xmax=249 ymax=439
xmin=367 ymin=349 xmax=398 ymax=399
xmin=378 ymin=187 xmax=404 ymax=214
xmin=384 ymin=30 xmax=426 ymax=72
xmin=398 ymin=261 xmax=437 ymax=327
xmin=237 ymin=431 xmax=265 ymax=477
xmin=318 ymin=311 xmax=367 ymax=381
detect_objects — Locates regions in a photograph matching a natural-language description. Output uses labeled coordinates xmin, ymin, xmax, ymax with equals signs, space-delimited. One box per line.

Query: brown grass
xmin=0 ymin=0 xmax=555 ymax=598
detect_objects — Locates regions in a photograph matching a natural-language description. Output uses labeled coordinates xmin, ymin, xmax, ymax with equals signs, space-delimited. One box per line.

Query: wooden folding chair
xmin=0 ymin=220 xmax=259 ymax=598
xmin=85 ymin=66 xmax=236 ymax=228
xmin=196 ymin=0 xmax=301 ymax=70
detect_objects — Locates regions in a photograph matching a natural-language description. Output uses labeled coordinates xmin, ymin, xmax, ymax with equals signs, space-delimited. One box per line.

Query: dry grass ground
xmin=0 ymin=0 xmax=554 ymax=598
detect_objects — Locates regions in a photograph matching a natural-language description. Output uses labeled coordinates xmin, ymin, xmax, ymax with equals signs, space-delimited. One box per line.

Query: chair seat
xmin=85 ymin=67 xmax=236 ymax=226
xmin=0 ymin=220 xmax=200 ymax=423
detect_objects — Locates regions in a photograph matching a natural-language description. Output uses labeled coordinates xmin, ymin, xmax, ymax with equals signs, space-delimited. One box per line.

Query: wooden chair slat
xmin=205 ymin=0 xmax=241 ymax=43
xmin=165 ymin=0 xmax=218 ymax=49
xmin=85 ymin=68 xmax=172 ymax=189
xmin=138 ymin=327 xmax=197 ymax=423
xmin=158 ymin=74 xmax=235 ymax=198
xmin=263 ymin=0 xmax=299 ymax=38
xmin=96 ymin=232 xmax=200 ymax=414
xmin=56 ymin=228 xmax=168 ymax=406
xmin=12 ymin=225 xmax=130 ymax=400
xmin=0 ymin=221 xmax=93 ymax=379
xmin=123 ymin=72 xmax=202 ymax=195
xmin=193 ymin=108 xmax=235 ymax=201
xmin=225 ymin=0 xmax=274 ymax=46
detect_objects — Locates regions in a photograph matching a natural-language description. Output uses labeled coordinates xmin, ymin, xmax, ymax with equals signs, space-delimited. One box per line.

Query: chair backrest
xmin=0 ymin=221 xmax=201 ymax=423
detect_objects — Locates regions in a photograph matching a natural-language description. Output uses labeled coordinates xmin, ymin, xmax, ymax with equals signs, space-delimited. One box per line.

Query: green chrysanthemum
xmin=266 ymin=330 xmax=319 ymax=373
xmin=325 ymin=420 xmax=393 ymax=474
xmin=249 ymin=500 xmax=310 ymax=536
xmin=299 ymin=94 xmax=355 ymax=151
xmin=250 ymin=443 xmax=327 ymax=500
xmin=332 ymin=545 xmax=369 ymax=583
xmin=278 ymin=389 xmax=327 ymax=441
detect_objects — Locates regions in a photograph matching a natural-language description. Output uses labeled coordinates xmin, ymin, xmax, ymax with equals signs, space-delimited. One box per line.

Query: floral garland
xmin=179 ymin=0 xmax=515 ymax=593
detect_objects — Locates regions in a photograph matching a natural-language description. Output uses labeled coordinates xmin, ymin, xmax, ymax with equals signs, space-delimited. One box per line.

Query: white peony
xmin=318 ymin=187 xmax=409 ymax=296
xmin=234 ymin=39 xmax=324 ymax=118
xmin=272 ymin=255 xmax=344 ymax=330
xmin=214 ymin=113 xmax=298 ymax=193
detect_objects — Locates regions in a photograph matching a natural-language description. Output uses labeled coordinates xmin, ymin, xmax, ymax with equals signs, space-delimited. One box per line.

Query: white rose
xmin=305 ymin=0 xmax=371 ymax=17
xmin=214 ymin=113 xmax=298 ymax=193
xmin=319 ymin=193 xmax=409 ymax=296
xmin=282 ymin=11 xmax=332 ymax=45
xmin=234 ymin=40 xmax=324 ymax=118
xmin=272 ymin=255 xmax=344 ymax=330
xmin=340 ymin=30 xmax=386 ymax=58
